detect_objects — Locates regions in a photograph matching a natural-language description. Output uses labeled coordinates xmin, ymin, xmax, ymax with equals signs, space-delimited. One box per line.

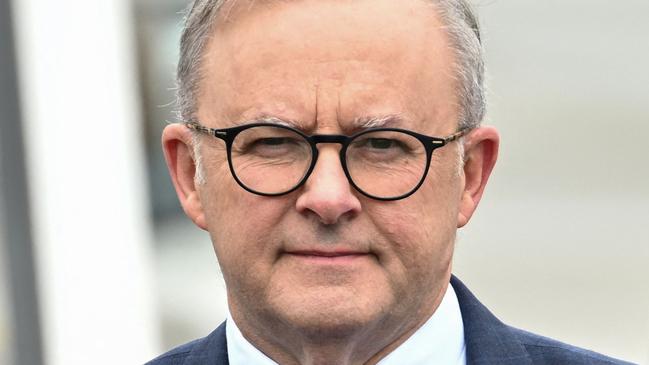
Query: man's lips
xmin=283 ymin=250 xmax=371 ymax=264
xmin=287 ymin=250 xmax=367 ymax=257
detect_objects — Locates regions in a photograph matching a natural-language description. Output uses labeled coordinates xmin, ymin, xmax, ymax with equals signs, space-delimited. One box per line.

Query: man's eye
xmin=255 ymin=137 xmax=291 ymax=146
xmin=242 ymin=137 xmax=304 ymax=157
xmin=355 ymin=138 xmax=402 ymax=151
xmin=367 ymin=138 xmax=396 ymax=149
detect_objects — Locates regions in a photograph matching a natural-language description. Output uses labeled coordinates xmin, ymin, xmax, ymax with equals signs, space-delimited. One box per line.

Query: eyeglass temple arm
xmin=184 ymin=121 xmax=215 ymax=136
xmin=442 ymin=127 xmax=472 ymax=144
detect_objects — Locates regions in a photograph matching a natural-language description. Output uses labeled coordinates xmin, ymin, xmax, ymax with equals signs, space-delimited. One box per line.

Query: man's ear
xmin=162 ymin=124 xmax=208 ymax=230
xmin=457 ymin=126 xmax=499 ymax=228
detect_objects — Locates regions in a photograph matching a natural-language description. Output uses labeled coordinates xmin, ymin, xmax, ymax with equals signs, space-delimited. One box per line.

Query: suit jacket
xmin=146 ymin=276 xmax=634 ymax=364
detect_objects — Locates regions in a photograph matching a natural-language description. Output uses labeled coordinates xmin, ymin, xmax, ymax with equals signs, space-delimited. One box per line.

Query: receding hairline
xmin=209 ymin=0 xmax=452 ymax=29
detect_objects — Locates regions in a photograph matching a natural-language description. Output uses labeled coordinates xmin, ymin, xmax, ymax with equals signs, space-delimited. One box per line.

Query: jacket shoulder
xmin=145 ymin=322 xmax=229 ymax=365
xmin=145 ymin=338 xmax=204 ymax=365
xmin=450 ymin=276 xmax=635 ymax=365
xmin=511 ymin=326 xmax=635 ymax=365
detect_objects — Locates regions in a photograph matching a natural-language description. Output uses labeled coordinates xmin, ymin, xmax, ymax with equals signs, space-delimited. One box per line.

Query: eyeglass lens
xmin=346 ymin=130 xmax=427 ymax=198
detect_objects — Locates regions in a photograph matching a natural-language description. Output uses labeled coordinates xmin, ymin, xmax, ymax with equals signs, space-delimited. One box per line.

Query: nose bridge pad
xmin=308 ymin=144 xmax=349 ymax=188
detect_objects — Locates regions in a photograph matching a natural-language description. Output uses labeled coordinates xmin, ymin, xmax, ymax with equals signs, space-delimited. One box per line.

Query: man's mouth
xmin=283 ymin=250 xmax=370 ymax=264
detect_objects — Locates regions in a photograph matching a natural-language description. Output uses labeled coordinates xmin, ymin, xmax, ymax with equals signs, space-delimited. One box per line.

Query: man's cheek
xmin=368 ymin=206 xmax=425 ymax=249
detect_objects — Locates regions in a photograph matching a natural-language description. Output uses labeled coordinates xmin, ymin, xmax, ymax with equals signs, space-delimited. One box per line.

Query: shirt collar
xmin=376 ymin=283 xmax=466 ymax=365
xmin=226 ymin=284 xmax=466 ymax=365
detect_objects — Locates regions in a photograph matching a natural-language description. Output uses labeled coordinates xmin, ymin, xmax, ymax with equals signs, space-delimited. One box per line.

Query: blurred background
xmin=0 ymin=0 xmax=647 ymax=364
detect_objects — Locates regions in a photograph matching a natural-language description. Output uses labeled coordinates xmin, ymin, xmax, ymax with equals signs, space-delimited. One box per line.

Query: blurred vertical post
xmin=11 ymin=0 xmax=160 ymax=364
xmin=0 ymin=0 xmax=44 ymax=364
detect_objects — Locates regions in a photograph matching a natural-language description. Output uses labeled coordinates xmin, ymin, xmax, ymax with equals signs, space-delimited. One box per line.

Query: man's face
xmin=167 ymin=0 xmax=496 ymax=349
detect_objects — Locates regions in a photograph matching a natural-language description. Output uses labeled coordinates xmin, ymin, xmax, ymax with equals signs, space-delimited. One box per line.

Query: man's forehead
xmin=198 ymin=0 xmax=458 ymax=133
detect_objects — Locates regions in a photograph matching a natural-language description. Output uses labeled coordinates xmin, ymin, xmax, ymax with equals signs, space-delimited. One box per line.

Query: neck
xmin=229 ymin=282 xmax=450 ymax=365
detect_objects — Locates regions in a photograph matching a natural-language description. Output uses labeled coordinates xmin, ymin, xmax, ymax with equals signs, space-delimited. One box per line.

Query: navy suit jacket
xmin=146 ymin=276 xmax=634 ymax=364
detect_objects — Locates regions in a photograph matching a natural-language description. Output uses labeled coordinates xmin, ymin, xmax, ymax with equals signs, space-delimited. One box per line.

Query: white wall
xmin=455 ymin=1 xmax=649 ymax=363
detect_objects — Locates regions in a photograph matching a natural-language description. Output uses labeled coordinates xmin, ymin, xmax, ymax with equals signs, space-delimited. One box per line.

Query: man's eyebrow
xmin=232 ymin=115 xmax=305 ymax=129
xmin=231 ymin=114 xmax=405 ymax=132
xmin=352 ymin=114 xmax=405 ymax=129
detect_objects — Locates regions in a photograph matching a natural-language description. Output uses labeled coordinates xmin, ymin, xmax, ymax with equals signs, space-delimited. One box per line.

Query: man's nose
xmin=295 ymin=147 xmax=362 ymax=225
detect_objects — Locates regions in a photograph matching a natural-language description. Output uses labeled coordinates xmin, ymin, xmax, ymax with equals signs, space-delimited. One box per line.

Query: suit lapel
xmin=451 ymin=276 xmax=533 ymax=365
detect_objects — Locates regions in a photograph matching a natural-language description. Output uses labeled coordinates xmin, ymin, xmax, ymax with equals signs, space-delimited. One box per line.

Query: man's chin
xmin=264 ymin=285 xmax=393 ymax=340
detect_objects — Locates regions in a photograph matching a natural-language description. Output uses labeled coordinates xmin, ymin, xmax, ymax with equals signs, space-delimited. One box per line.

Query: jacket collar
xmin=451 ymin=275 xmax=533 ymax=365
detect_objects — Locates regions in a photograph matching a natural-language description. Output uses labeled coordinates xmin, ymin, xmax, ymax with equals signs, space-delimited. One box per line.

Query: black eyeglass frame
xmin=185 ymin=121 xmax=470 ymax=201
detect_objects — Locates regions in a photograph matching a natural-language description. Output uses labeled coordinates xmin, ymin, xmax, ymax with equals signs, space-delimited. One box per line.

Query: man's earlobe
xmin=457 ymin=126 xmax=499 ymax=228
xmin=162 ymin=124 xmax=208 ymax=230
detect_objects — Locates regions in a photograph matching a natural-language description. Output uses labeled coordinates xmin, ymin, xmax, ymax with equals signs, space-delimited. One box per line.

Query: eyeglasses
xmin=185 ymin=121 xmax=469 ymax=201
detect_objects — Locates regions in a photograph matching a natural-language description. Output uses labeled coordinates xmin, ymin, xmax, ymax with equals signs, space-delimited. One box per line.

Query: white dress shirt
xmin=226 ymin=284 xmax=466 ymax=365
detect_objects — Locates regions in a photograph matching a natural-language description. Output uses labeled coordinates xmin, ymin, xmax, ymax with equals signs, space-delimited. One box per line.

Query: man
xmin=148 ymin=0 xmax=633 ymax=364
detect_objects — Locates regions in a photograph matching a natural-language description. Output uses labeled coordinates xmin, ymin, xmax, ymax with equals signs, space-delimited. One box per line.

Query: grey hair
xmin=192 ymin=133 xmax=206 ymax=184
xmin=176 ymin=0 xmax=227 ymax=122
xmin=430 ymin=0 xmax=485 ymax=130
xmin=176 ymin=0 xmax=485 ymax=130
